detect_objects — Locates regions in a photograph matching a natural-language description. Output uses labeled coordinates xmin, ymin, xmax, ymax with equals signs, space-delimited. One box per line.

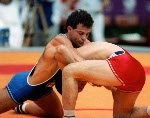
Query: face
xmin=67 ymin=24 xmax=91 ymax=47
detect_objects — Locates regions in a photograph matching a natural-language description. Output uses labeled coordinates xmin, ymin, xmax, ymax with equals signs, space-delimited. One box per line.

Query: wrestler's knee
xmin=34 ymin=91 xmax=63 ymax=117
xmin=45 ymin=111 xmax=64 ymax=118
xmin=113 ymin=113 xmax=131 ymax=118
xmin=47 ymin=111 xmax=63 ymax=118
xmin=113 ymin=104 xmax=132 ymax=118
xmin=31 ymin=110 xmax=63 ymax=118
xmin=41 ymin=106 xmax=63 ymax=118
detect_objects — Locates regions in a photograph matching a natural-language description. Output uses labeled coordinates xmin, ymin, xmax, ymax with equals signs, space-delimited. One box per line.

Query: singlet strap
xmin=109 ymin=50 xmax=125 ymax=58
xmin=59 ymin=33 xmax=67 ymax=38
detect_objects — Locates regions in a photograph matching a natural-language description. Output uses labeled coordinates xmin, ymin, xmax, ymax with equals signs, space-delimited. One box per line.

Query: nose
xmin=81 ymin=34 xmax=87 ymax=41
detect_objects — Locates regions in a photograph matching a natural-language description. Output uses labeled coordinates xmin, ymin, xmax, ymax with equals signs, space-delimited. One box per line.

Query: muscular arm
xmin=50 ymin=35 xmax=73 ymax=47
xmin=55 ymin=45 xmax=87 ymax=92
xmin=28 ymin=35 xmax=74 ymax=85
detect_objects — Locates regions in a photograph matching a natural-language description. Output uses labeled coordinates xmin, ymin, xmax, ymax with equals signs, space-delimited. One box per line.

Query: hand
xmin=104 ymin=86 xmax=117 ymax=92
xmin=55 ymin=45 xmax=76 ymax=70
xmin=78 ymin=81 xmax=87 ymax=92
xmin=88 ymin=82 xmax=101 ymax=87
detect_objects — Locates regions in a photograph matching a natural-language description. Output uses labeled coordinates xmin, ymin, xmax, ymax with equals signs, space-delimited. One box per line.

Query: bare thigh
xmin=112 ymin=89 xmax=139 ymax=118
xmin=34 ymin=90 xmax=63 ymax=117
xmin=63 ymin=60 xmax=122 ymax=86
xmin=0 ymin=87 xmax=18 ymax=113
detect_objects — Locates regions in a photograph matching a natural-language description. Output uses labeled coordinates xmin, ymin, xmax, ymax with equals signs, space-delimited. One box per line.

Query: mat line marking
xmin=76 ymin=108 xmax=112 ymax=111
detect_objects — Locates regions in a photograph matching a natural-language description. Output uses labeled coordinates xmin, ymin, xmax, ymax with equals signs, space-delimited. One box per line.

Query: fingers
xmin=88 ymin=82 xmax=102 ymax=87
xmin=56 ymin=45 xmax=66 ymax=53
xmin=78 ymin=81 xmax=87 ymax=92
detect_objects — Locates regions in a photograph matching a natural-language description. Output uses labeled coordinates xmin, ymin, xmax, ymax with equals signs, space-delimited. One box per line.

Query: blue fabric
xmin=37 ymin=1 xmax=54 ymax=30
xmin=7 ymin=70 xmax=52 ymax=104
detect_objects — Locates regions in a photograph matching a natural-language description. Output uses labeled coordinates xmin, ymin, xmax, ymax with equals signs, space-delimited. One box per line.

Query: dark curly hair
xmin=64 ymin=9 xmax=94 ymax=32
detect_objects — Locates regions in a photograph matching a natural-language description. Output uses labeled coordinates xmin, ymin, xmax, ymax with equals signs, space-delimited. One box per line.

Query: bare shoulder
xmin=81 ymin=42 xmax=123 ymax=54
xmin=92 ymin=42 xmax=122 ymax=48
xmin=55 ymin=34 xmax=72 ymax=45
xmin=49 ymin=34 xmax=72 ymax=47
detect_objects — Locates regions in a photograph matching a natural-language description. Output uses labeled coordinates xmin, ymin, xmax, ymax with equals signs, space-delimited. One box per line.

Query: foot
xmin=13 ymin=104 xmax=26 ymax=114
xmin=13 ymin=103 xmax=28 ymax=114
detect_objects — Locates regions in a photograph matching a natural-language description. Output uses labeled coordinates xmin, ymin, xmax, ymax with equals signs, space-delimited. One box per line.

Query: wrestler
xmin=55 ymin=42 xmax=150 ymax=118
xmin=0 ymin=9 xmax=94 ymax=118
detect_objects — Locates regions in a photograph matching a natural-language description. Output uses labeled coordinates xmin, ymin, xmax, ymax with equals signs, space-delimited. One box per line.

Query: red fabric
xmin=107 ymin=50 xmax=146 ymax=92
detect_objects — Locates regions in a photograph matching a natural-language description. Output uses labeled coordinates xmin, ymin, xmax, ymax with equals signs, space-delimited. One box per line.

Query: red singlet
xmin=107 ymin=49 xmax=146 ymax=93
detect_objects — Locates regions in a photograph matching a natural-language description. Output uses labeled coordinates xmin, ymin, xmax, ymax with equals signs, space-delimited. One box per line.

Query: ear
xmin=67 ymin=26 xmax=73 ymax=32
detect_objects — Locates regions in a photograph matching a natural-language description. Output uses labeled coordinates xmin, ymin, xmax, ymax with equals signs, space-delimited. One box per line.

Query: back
xmin=77 ymin=42 xmax=123 ymax=60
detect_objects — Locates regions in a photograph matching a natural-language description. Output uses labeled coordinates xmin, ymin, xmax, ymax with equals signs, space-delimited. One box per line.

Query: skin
xmin=55 ymin=42 xmax=149 ymax=118
xmin=0 ymin=23 xmax=92 ymax=117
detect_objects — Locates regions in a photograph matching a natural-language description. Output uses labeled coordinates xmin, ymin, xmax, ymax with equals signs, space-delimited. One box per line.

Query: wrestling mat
xmin=0 ymin=46 xmax=150 ymax=118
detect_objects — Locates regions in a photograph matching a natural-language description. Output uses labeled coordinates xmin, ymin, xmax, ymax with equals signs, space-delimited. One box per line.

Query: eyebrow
xmin=75 ymin=29 xmax=90 ymax=33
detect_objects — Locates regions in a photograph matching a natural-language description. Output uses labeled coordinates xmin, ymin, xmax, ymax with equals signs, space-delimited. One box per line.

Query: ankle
xmin=64 ymin=110 xmax=75 ymax=118
xmin=14 ymin=103 xmax=29 ymax=114
xmin=21 ymin=103 xmax=29 ymax=113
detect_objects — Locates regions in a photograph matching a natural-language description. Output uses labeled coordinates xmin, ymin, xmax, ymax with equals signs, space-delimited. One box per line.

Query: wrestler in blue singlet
xmin=6 ymin=66 xmax=62 ymax=104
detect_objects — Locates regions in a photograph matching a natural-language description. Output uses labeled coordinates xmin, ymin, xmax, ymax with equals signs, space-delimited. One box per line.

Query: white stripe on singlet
xmin=59 ymin=33 xmax=67 ymax=38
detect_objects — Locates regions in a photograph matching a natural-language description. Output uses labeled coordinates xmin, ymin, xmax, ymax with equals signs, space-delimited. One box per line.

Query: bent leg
xmin=112 ymin=90 xmax=150 ymax=117
xmin=25 ymin=90 xmax=63 ymax=117
xmin=57 ymin=45 xmax=122 ymax=116
xmin=62 ymin=60 xmax=122 ymax=111
xmin=0 ymin=87 xmax=18 ymax=114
